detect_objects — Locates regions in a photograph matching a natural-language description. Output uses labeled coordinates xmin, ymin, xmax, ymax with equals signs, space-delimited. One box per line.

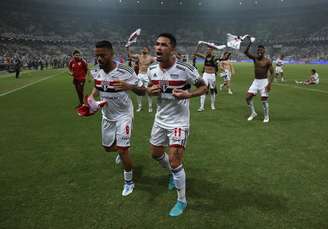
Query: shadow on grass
xmin=187 ymin=176 xmax=288 ymax=213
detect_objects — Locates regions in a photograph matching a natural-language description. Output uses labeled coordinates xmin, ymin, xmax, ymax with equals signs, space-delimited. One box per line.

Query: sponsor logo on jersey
xmin=170 ymin=74 xmax=179 ymax=79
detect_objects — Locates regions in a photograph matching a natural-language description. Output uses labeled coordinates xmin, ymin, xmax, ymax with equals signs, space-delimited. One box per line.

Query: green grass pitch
xmin=0 ymin=63 xmax=327 ymax=228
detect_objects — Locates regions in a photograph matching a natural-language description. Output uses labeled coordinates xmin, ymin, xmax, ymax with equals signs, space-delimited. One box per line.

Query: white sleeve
xmin=125 ymin=72 xmax=139 ymax=86
xmin=186 ymin=65 xmax=201 ymax=85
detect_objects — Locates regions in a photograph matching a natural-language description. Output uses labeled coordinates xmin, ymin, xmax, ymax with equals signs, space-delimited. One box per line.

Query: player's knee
xmin=117 ymin=146 xmax=129 ymax=155
xmin=150 ymin=144 xmax=164 ymax=158
xmin=103 ymin=145 xmax=115 ymax=152
xmin=169 ymin=157 xmax=182 ymax=169
xmin=261 ymin=96 xmax=268 ymax=101
xmin=246 ymin=95 xmax=252 ymax=102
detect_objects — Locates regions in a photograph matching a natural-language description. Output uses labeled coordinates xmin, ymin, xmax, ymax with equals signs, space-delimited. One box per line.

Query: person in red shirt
xmin=68 ymin=50 xmax=88 ymax=107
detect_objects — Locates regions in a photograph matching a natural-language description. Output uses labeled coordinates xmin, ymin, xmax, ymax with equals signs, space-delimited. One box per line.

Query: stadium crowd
xmin=1 ymin=4 xmax=328 ymax=69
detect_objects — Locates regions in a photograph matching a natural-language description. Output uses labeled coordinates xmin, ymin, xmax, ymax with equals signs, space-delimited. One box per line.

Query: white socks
xmin=153 ymin=152 xmax=171 ymax=170
xmin=172 ymin=165 xmax=186 ymax=203
xmin=124 ymin=170 xmax=133 ymax=184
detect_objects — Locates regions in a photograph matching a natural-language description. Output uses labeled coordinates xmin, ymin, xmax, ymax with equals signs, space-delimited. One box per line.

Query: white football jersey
xmin=311 ymin=73 xmax=319 ymax=84
xmin=91 ymin=64 xmax=138 ymax=121
xmin=147 ymin=60 xmax=201 ymax=129
xmin=276 ymin=58 xmax=284 ymax=67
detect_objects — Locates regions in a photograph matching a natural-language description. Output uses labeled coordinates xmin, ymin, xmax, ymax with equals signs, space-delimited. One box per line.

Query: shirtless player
xmin=219 ymin=52 xmax=235 ymax=95
xmin=127 ymin=47 xmax=156 ymax=112
xmin=244 ymin=40 xmax=274 ymax=123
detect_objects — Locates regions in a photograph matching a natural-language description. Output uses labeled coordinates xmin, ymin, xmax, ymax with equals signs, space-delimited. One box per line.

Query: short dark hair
xmin=95 ymin=40 xmax=113 ymax=50
xmin=257 ymin=45 xmax=265 ymax=49
xmin=157 ymin=33 xmax=176 ymax=48
xmin=73 ymin=50 xmax=80 ymax=55
xmin=311 ymin=69 xmax=316 ymax=73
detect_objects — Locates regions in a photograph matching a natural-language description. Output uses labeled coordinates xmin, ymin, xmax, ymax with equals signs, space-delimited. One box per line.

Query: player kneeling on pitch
xmin=84 ymin=40 xmax=146 ymax=196
xmin=147 ymin=33 xmax=207 ymax=217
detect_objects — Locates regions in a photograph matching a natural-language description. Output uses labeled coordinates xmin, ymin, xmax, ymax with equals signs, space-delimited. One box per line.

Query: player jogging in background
xmin=194 ymin=45 xmax=220 ymax=111
xmin=127 ymin=46 xmax=156 ymax=112
xmin=295 ymin=69 xmax=319 ymax=85
xmin=219 ymin=51 xmax=235 ymax=95
xmin=68 ymin=50 xmax=88 ymax=108
xmin=87 ymin=40 xmax=146 ymax=196
xmin=244 ymin=39 xmax=274 ymax=123
xmin=275 ymin=54 xmax=285 ymax=82
xmin=146 ymin=33 xmax=207 ymax=217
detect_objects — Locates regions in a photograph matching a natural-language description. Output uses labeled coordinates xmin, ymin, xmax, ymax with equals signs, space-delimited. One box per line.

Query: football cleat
xmin=197 ymin=107 xmax=204 ymax=112
xmin=136 ymin=107 xmax=142 ymax=112
xmin=263 ymin=116 xmax=270 ymax=123
xmin=148 ymin=107 xmax=153 ymax=113
xmin=169 ymin=201 xmax=187 ymax=217
xmin=247 ymin=112 xmax=257 ymax=121
xmin=122 ymin=182 xmax=135 ymax=196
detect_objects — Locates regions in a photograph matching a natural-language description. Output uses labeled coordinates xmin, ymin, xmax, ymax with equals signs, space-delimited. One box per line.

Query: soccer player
xmin=127 ymin=46 xmax=156 ymax=112
xmin=146 ymin=33 xmax=207 ymax=216
xmin=219 ymin=52 xmax=235 ymax=95
xmin=295 ymin=69 xmax=320 ymax=85
xmin=68 ymin=50 xmax=88 ymax=108
xmin=275 ymin=54 xmax=285 ymax=82
xmin=194 ymin=46 xmax=220 ymax=111
xmin=244 ymin=40 xmax=274 ymax=123
xmin=87 ymin=40 xmax=145 ymax=196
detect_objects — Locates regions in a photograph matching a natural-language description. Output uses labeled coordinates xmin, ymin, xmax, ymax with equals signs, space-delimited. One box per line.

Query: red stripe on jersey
xmin=151 ymin=80 xmax=186 ymax=86
xmin=94 ymin=80 xmax=116 ymax=86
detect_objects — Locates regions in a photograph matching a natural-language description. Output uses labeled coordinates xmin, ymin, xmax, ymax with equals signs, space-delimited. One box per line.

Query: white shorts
xmin=101 ymin=117 xmax=132 ymax=148
xmin=275 ymin=66 xmax=283 ymax=74
xmin=202 ymin=73 xmax=216 ymax=89
xmin=220 ymin=70 xmax=231 ymax=81
xmin=150 ymin=123 xmax=189 ymax=148
xmin=137 ymin=73 xmax=149 ymax=87
xmin=248 ymin=79 xmax=269 ymax=97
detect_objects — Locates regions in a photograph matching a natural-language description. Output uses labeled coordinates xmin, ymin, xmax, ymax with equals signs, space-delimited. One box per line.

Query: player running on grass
xmin=86 ymin=40 xmax=145 ymax=196
xmin=244 ymin=39 xmax=274 ymax=123
xmin=146 ymin=33 xmax=207 ymax=216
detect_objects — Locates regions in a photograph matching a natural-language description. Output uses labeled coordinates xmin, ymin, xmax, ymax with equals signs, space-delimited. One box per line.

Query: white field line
xmin=0 ymin=73 xmax=61 ymax=97
xmin=274 ymin=83 xmax=328 ymax=95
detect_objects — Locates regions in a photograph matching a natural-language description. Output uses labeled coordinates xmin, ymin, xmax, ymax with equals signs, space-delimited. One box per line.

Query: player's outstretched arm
xmin=244 ymin=41 xmax=256 ymax=60
xmin=126 ymin=46 xmax=138 ymax=60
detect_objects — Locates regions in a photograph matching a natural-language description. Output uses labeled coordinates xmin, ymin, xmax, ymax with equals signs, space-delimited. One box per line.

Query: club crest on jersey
xmin=160 ymin=80 xmax=169 ymax=92
xmin=101 ymin=81 xmax=111 ymax=90
xmin=153 ymin=73 xmax=158 ymax=78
